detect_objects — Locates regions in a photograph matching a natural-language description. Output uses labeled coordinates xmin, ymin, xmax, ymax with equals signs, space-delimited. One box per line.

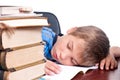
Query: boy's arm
xmin=99 ymin=46 xmax=120 ymax=70
xmin=110 ymin=46 xmax=120 ymax=57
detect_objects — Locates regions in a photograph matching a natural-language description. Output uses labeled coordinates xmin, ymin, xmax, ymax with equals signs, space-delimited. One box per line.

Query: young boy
xmin=0 ymin=23 xmax=118 ymax=75
xmin=41 ymin=25 xmax=117 ymax=75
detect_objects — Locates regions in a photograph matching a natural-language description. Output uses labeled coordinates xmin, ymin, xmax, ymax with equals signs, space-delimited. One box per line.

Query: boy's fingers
xmin=100 ymin=59 xmax=105 ymax=70
xmin=110 ymin=60 xmax=118 ymax=69
xmin=105 ymin=59 xmax=111 ymax=70
xmin=45 ymin=60 xmax=61 ymax=75
xmin=48 ymin=60 xmax=61 ymax=70
xmin=45 ymin=66 xmax=60 ymax=75
xmin=44 ymin=68 xmax=55 ymax=75
xmin=110 ymin=62 xmax=114 ymax=69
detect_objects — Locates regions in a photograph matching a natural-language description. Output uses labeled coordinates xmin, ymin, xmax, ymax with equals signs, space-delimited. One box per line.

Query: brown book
xmin=0 ymin=16 xmax=50 ymax=27
xmin=0 ymin=16 xmax=49 ymax=51
xmin=1 ymin=63 xmax=45 ymax=80
xmin=0 ymin=44 xmax=45 ymax=71
xmin=0 ymin=26 xmax=46 ymax=50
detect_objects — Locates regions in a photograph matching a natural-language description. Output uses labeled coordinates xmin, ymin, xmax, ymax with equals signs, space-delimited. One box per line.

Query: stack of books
xmin=0 ymin=12 xmax=50 ymax=80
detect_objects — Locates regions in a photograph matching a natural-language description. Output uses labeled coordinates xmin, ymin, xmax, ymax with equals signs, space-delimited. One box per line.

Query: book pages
xmin=40 ymin=64 xmax=98 ymax=80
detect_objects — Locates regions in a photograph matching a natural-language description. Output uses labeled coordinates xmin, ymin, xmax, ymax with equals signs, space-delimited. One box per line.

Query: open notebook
xmin=38 ymin=64 xmax=98 ymax=80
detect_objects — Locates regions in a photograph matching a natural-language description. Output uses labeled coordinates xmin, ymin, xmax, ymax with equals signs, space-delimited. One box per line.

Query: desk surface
xmin=72 ymin=58 xmax=120 ymax=80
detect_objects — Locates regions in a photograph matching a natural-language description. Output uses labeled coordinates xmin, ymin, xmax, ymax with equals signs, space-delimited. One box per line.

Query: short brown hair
xmin=69 ymin=25 xmax=110 ymax=66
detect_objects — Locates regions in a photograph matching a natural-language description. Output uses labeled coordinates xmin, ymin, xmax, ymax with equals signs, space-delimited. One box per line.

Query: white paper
xmin=40 ymin=64 xmax=98 ymax=80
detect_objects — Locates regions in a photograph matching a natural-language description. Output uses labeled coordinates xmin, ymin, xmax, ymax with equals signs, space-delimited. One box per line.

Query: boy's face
xmin=51 ymin=35 xmax=86 ymax=66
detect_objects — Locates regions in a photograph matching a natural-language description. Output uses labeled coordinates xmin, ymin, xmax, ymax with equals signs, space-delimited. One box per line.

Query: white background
xmin=1 ymin=0 xmax=120 ymax=46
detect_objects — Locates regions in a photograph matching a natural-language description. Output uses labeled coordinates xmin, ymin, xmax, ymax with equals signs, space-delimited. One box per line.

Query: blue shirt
xmin=41 ymin=27 xmax=57 ymax=60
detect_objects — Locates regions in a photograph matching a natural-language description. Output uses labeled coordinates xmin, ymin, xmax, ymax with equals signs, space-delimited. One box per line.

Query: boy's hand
xmin=99 ymin=53 xmax=118 ymax=70
xmin=44 ymin=60 xmax=61 ymax=75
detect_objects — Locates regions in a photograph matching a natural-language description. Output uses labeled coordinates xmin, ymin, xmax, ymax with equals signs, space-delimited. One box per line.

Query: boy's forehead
xmin=72 ymin=37 xmax=86 ymax=54
xmin=62 ymin=35 xmax=86 ymax=49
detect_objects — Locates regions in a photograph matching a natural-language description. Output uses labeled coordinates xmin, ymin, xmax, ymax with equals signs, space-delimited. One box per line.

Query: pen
xmin=39 ymin=77 xmax=46 ymax=80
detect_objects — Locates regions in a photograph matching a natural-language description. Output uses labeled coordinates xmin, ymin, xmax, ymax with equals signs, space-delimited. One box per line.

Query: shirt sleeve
xmin=41 ymin=27 xmax=56 ymax=60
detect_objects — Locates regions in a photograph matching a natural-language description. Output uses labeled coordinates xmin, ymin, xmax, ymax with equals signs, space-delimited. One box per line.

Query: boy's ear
xmin=67 ymin=27 xmax=78 ymax=34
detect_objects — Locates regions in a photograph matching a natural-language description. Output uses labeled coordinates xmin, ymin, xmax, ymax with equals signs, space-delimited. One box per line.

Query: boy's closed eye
xmin=67 ymin=41 xmax=79 ymax=65
xmin=71 ymin=58 xmax=78 ymax=65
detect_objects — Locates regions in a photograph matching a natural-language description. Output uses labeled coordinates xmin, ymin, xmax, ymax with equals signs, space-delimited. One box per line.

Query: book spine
xmin=5 ymin=41 xmax=45 ymax=51
xmin=0 ymin=50 xmax=46 ymax=71
xmin=0 ymin=41 xmax=45 ymax=51
xmin=9 ymin=59 xmax=46 ymax=72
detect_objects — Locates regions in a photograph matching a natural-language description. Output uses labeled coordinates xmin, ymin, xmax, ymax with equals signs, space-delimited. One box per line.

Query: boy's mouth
xmin=53 ymin=52 xmax=58 ymax=60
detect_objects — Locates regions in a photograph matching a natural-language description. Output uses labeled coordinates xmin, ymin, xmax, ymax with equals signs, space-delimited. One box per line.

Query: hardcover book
xmin=0 ymin=63 xmax=45 ymax=80
xmin=0 ymin=26 xmax=44 ymax=50
xmin=0 ymin=16 xmax=49 ymax=27
xmin=0 ymin=44 xmax=45 ymax=71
